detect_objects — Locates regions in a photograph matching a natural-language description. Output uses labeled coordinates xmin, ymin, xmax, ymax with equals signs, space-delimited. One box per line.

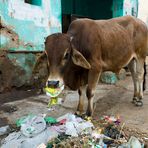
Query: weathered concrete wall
xmin=0 ymin=0 xmax=61 ymax=92
xmin=138 ymin=0 xmax=148 ymax=25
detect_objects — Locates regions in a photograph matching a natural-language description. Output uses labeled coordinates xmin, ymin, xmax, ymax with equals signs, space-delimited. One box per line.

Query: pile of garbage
xmin=0 ymin=113 xmax=93 ymax=148
xmin=0 ymin=85 xmax=146 ymax=147
xmin=46 ymin=115 xmax=145 ymax=148
xmin=0 ymin=113 xmax=145 ymax=148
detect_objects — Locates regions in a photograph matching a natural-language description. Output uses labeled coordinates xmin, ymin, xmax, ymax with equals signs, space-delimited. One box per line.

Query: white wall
xmin=138 ymin=0 xmax=148 ymax=25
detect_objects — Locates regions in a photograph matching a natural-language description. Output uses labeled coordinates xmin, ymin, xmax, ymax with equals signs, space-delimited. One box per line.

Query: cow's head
xmin=36 ymin=33 xmax=91 ymax=92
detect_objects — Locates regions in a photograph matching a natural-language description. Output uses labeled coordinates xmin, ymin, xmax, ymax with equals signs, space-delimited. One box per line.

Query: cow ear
xmin=72 ymin=47 xmax=91 ymax=69
xmin=33 ymin=51 xmax=49 ymax=75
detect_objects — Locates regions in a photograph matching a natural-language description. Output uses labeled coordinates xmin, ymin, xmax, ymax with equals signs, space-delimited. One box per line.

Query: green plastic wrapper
xmin=44 ymin=117 xmax=57 ymax=124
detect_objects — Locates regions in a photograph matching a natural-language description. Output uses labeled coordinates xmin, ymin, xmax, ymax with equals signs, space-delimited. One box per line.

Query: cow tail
xmin=143 ymin=61 xmax=147 ymax=91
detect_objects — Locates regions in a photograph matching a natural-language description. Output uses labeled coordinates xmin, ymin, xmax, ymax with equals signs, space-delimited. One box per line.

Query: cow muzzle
xmin=47 ymin=80 xmax=60 ymax=88
xmin=45 ymin=79 xmax=64 ymax=97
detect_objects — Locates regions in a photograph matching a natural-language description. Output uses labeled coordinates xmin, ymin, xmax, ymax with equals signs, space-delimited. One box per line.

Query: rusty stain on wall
xmin=0 ymin=21 xmax=19 ymax=50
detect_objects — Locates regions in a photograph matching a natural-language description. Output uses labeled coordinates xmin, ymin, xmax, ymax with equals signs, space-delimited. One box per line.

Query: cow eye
xmin=63 ymin=52 xmax=69 ymax=60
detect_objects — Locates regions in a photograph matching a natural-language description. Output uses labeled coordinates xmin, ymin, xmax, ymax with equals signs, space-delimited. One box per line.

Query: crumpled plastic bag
xmin=118 ymin=136 xmax=142 ymax=148
xmin=57 ymin=113 xmax=94 ymax=137
xmin=76 ymin=121 xmax=94 ymax=134
xmin=1 ymin=132 xmax=25 ymax=148
xmin=0 ymin=125 xmax=11 ymax=136
xmin=65 ymin=122 xmax=78 ymax=137
xmin=51 ymin=125 xmax=66 ymax=133
xmin=18 ymin=114 xmax=46 ymax=137
xmin=1 ymin=128 xmax=59 ymax=148
xmin=57 ymin=113 xmax=83 ymax=123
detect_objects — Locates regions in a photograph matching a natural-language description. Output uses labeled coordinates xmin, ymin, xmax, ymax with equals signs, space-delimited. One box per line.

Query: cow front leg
xmin=76 ymin=86 xmax=85 ymax=115
xmin=86 ymin=68 xmax=101 ymax=116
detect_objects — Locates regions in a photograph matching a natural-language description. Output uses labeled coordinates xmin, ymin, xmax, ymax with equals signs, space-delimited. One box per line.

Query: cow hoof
xmin=132 ymin=97 xmax=143 ymax=106
xmin=135 ymin=100 xmax=143 ymax=107
xmin=75 ymin=111 xmax=85 ymax=117
xmin=132 ymin=97 xmax=138 ymax=104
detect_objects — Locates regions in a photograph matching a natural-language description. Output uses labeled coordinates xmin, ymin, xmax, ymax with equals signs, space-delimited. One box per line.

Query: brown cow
xmin=36 ymin=16 xmax=148 ymax=117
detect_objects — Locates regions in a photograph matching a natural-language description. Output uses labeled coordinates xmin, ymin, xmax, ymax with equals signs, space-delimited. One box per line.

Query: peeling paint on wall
xmin=0 ymin=0 xmax=62 ymax=51
xmin=8 ymin=0 xmax=49 ymax=27
xmin=0 ymin=22 xmax=19 ymax=50
xmin=0 ymin=0 xmax=62 ymax=92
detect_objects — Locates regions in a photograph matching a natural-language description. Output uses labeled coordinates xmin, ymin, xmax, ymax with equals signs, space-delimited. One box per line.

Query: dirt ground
xmin=0 ymin=67 xmax=148 ymax=143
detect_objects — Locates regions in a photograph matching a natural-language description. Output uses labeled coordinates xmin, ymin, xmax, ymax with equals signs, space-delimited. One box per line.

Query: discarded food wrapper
xmin=45 ymin=85 xmax=64 ymax=98
xmin=103 ymin=115 xmax=121 ymax=124
xmin=44 ymin=117 xmax=57 ymax=124
xmin=48 ymin=97 xmax=58 ymax=107
xmin=59 ymin=119 xmax=67 ymax=124
xmin=47 ymin=97 xmax=64 ymax=108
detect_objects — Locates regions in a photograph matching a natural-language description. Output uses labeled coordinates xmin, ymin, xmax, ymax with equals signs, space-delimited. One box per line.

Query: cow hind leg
xmin=128 ymin=58 xmax=145 ymax=106
xmin=128 ymin=58 xmax=138 ymax=102
xmin=135 ymin=58 xmax=145 ymax=106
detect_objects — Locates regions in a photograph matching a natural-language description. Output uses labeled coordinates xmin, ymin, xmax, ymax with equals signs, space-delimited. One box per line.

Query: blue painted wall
xmin=0 ymin=0 xmax=62 ymax=51
xmin=0 ymin=0 xmax=62 ymax=90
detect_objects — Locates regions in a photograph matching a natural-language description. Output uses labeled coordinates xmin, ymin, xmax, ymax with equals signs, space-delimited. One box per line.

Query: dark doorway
xmin=61 ymin=0 xmax=113 ymax=33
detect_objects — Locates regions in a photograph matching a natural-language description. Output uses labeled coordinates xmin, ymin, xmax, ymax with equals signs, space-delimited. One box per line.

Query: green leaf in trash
xmin=44 ymin=117 xmax=57 ymax=124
